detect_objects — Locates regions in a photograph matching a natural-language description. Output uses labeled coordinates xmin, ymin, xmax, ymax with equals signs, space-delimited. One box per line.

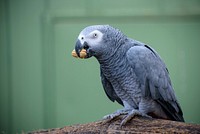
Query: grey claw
xmin=120 ymin=110 xmax=152 ymax=126
xmin=103 ymin=108 xmax=131 ymax=121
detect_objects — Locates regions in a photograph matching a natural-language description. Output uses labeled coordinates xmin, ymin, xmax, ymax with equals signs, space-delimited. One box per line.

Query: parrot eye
xmin=93 ymin=33 xmax=98 ymax=38
xmin=81 ymin=37 xmax=84 ymax=40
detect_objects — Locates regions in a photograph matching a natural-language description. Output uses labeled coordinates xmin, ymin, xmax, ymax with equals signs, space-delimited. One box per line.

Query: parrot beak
xmin=75 ymin=40 xmax=90 ymax=58
xmin=75 ymin=40 xmax=83 ymax=57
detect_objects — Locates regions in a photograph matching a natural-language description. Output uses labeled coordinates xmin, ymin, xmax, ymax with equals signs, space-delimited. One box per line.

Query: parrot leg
xmin=120 ymin=109 xmax=152 ymax=126
xmin=103 ymin=108 xmax=132 ymax=121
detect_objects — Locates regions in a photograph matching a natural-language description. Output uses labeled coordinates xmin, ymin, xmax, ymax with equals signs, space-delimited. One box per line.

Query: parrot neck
xmin=97 ymin=40 xmax=133 ymax=68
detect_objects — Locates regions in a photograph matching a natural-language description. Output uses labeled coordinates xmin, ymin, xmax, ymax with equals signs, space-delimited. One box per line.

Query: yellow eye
xmin=93 ymin=33 xmax=98 ymax=38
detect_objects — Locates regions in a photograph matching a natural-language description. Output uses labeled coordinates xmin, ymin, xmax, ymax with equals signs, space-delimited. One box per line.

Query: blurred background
xmin=1 ymin=0 xmax=200 ymax=133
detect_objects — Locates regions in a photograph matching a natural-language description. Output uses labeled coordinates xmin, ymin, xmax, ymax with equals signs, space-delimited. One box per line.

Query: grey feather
xmin=126 ymin=44 xmax=184 ymax=121
xmin=100 ymin=68 xmax=124 ymax=106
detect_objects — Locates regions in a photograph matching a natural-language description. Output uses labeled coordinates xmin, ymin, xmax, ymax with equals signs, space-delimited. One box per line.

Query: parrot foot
xmin=103 ymin=108 xmax=132 ymax=121
xmin=120 ymin=109 xmax=152 ymax=126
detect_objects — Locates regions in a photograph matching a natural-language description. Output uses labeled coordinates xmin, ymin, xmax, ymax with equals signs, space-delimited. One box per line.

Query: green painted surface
xmin=0 ymin=0 xmax=200 ymax=133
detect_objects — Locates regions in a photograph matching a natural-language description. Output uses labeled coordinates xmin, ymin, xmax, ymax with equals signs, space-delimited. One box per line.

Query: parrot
xmin=73 ymin=25 xmax=184 ymax=126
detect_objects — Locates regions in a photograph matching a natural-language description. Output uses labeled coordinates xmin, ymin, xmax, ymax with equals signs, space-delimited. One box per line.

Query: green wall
xmin=1 ymin=0 xmax=200 ymax=133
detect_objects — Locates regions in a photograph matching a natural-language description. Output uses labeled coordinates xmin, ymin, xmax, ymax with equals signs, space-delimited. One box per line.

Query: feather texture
xmin=127 ymin=44 xmax=184 ymax=122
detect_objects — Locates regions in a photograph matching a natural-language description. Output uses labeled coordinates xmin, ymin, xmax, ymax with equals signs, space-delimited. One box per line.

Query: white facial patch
xmin=87 ymin=30 xmax=103 ymax=46
xmin=78 ymin=30 xmax=103 ymax=46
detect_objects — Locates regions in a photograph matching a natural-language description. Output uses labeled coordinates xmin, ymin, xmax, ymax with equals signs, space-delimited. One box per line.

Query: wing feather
xmin=127 ymin=44 xmax=184 ymax=121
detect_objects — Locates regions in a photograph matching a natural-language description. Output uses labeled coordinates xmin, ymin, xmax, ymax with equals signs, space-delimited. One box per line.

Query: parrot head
xmin=74 ymin=25 xmax=126 ymax=59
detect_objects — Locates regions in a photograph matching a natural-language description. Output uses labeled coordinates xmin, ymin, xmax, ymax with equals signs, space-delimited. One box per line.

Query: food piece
xmin=71 ymin=49 xmax=78 ymax=58
xmin=79 ymin=49 xmax=87 ymax=58
xmin=71 ymin=49 xmax=87 ymax=59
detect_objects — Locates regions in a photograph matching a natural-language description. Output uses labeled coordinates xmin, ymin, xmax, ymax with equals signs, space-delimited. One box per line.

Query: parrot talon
xmin=103 ymin=108 xmax=132 ymax=121
xmin=120 ymin=110 xmax=152 ymax=126
xmin=103 ymin=112 xmax=120 ymax=120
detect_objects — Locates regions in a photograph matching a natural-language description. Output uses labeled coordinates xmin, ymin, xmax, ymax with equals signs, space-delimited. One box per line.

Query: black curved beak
xmin=75 ymin=40 xmax=83 ymax=57
xmin=75 ymin=40 xmax=90 ymax=58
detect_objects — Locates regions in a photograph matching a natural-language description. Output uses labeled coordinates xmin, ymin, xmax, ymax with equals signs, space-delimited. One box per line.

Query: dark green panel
xmin=7 ymin=0 xmax=45 ymax=133
xmin=0 ymin=0 xmax=10 ymax=133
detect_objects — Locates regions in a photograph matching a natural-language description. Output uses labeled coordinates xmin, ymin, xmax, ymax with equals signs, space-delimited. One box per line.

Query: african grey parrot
xmin=74 ymin=25 xmax=184 ymax=125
